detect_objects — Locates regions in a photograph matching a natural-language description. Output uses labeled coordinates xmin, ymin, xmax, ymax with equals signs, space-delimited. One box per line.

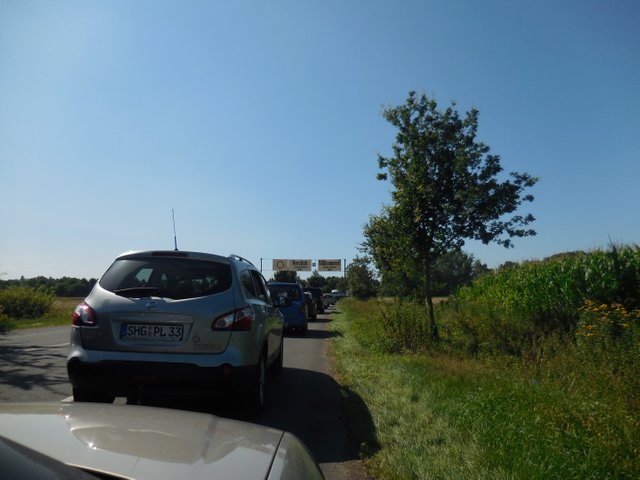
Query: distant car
xmin=304 ymin=291 xmax=318 ymax=320
xmin=268 ymin=282 xmax=309 ymax=334
xmin=304 ymin=287 xmax=325 ymax=314
xmin=66 ymin=250 xmax=284 ymax=416
xmin=322 ymin=293 xmax=333 ymax=309
xmin=331 ymin=290 xmax=344 ymax=302
xmin=0 ymin=402 xmax=325 ymax=480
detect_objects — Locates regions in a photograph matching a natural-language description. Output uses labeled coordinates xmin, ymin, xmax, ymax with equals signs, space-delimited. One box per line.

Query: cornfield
xmin=453 ymin=245 xmax=640 ymax=335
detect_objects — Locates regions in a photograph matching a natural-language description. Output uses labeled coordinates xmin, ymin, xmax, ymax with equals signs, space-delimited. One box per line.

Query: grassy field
xmin=330 ymin=298 xmax=640 ymax=480
xmin=0 ymin=297 xmax=80 ymax=331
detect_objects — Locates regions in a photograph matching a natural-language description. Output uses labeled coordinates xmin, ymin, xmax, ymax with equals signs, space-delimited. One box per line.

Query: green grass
xmin=330 ymin=298 xmax=640 ymax=480
xmin=0 ymin=297 xmax=80 ymax=331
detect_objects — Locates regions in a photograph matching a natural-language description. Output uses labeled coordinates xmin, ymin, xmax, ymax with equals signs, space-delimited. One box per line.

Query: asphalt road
xmin=0 ymin=307 xmax=369 ymax=480
xmin=0 ymin=325 xmax=72 ymax=401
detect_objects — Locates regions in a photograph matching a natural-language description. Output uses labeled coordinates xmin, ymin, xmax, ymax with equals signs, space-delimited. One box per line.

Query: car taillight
xmin=72 ymin=302 xmax=96 ymax=326
xmin=212 ymin=307 xmax=253 ymax=331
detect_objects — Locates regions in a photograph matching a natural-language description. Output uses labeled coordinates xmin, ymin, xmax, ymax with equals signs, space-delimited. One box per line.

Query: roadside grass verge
xmin=0 ymin=297 xmax=79 ymax=331
xmin=330 ymin=298 xmax=640 ymax=480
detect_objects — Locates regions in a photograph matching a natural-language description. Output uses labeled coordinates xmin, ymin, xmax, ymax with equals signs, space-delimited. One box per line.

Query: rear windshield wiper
xmin=114 ymin=287 xmax=161 ymax=298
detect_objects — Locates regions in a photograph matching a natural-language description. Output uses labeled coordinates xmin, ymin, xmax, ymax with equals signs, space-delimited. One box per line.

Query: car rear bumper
xmin=67 ymin=356 xmax=257 ymax=397
xmin=281 ymin=310 xmax=307 ymax=327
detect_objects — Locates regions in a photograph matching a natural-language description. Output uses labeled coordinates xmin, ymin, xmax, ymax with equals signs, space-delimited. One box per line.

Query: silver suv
xmin=67 ymin=250 xmax=284 ymax=415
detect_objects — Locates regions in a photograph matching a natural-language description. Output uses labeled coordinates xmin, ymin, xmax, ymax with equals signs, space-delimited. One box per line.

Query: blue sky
xmin=1 ymin=0 xmax=639 ymax=280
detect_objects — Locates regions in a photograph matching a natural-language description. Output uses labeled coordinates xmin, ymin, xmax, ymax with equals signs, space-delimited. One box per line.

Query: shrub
xmin=576 ymin=300 xmax=640 ymax=409
xmin=376 ymin=298 xmax=431 ymax=353
xmin=0 ymin=286 xmax=55 ymax=319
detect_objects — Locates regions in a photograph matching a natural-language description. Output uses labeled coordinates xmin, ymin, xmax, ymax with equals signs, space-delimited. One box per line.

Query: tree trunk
xmin=422 ymin=258 xmax=440 ymax=342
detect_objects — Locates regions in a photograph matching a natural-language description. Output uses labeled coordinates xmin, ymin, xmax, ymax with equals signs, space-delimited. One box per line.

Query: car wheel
xmin=247 ymin=353 xmax=266 ymax=418
xmin=73 ymin=388 xmax=115 ymax=403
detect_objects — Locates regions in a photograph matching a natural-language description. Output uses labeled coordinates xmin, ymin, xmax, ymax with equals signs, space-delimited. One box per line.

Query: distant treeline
xmin=0 ymin=277 xmax=97 ymax=297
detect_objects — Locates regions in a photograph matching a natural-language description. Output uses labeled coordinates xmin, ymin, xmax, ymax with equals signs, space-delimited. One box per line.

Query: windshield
xmin=99 ymin=258 xmax=232 ymax=300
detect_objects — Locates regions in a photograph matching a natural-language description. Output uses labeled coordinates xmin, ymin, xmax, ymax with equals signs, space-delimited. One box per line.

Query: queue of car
xmin=0 ymin=249 xmax=327 ymax=479
xmin=0 ymin=250 xmax=346 ymax=478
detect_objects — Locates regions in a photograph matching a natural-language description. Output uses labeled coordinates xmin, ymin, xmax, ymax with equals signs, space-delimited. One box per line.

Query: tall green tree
xmin=365 ymin=91 xmax=538 ymax=340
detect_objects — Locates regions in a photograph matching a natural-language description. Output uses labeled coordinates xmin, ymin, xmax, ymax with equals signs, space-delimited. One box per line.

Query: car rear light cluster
xmin=212 ymin=307 xmax=254 ymax=331
xmin=72 ymin=302 xmax=97 ymax=326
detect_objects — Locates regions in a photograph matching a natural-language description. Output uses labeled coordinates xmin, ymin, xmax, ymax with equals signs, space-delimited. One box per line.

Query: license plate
xmin=121 ymin=323 xmax=184 ymax=341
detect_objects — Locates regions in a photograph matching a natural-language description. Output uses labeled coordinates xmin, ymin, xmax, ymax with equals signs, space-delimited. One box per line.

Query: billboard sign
xmin=290 ymin=259 xmax=312 ymax=271
xmin=272 ymin=259 xmax=313 ymax=272
xmin=318 ymin=259 xmax=342 ymax=272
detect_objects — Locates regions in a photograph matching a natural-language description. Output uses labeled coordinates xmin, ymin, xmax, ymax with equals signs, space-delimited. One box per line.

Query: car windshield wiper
xmin=114 ymin=287 xmax=161 ymax=298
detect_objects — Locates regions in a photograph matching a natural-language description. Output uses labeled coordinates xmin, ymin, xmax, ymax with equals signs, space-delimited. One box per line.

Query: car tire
xmin=247 ymin=353 xmax=266 ymax=418
xmin=73 ymin=388 xmax=115 ymax=404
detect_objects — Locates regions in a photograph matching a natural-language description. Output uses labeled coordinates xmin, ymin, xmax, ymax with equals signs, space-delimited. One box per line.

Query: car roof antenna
xmin=172 ymin=209 xmax=179 ymax=251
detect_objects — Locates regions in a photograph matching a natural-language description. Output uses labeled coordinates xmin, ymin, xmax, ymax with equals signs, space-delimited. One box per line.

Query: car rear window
xmin=268 ymin=284 xmax=302 ymax=301
xmin=305 ymin=288 xmax=322 ymax=298
xmin=99 ymin=257 xmax=232 ymax=299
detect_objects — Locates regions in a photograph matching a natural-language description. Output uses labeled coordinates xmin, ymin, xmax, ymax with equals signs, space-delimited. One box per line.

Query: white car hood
xmin=0 ymin=403 xmax=284 ymax=480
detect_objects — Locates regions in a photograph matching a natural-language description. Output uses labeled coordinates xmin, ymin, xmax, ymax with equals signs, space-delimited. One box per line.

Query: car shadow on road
xmin=261 ymin=367 xmax=378 ymax=465
xmin=140 ymin=366 xmax=378 ymax=466
xmin=309 ymin=317 xmax=332 ymax=324
xmin=289 ymin=328 xmax=342 ymax=340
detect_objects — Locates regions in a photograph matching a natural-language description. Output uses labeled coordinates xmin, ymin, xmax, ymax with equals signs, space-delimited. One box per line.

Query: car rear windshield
xmin=305 ymin=288 xmax=322 ymax=298
xmin=268 ymin=284 xmax=302 ymax=301
xmin=99 ymin=257 xmax=232 ymax=300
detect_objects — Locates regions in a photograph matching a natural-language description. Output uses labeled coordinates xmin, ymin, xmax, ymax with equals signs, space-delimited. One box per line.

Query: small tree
xmin=346 ymin=256 xmax=378 ymax=299
xmin=367 ymin=91 xmax=538 ymax=340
